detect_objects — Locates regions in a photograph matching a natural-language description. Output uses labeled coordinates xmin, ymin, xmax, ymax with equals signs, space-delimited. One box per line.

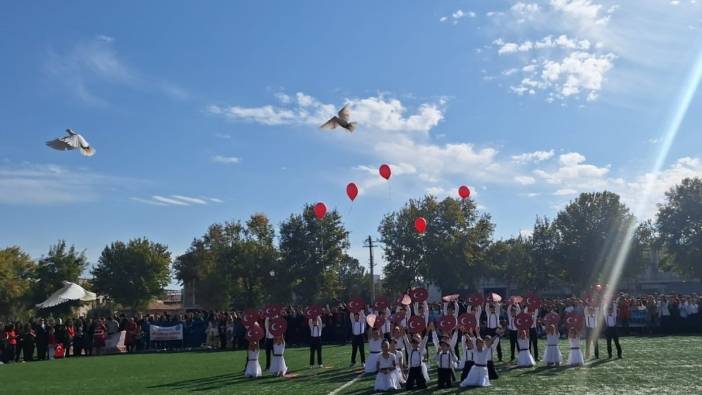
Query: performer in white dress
xmin=365 ymin=328 xmax=384 ymax=374
xmin=460 ymin=336 xmax=496 ymax=388
xmin=516 ymin=329 xmax=535 ymax=367
xmin=245 ymin=342 xmax=262 ymax=378
xmin=269 ymin=336 xmax=287 ymax=376
xmin=390 ymin=338 xmax=406 ymax=385
xmin=567 ymin=328 xmax=585 ymax=366
xmin=374 ymin=341 xmax=400 ymax=391
xmin=543 ymin=324 xmax=563 ymax=366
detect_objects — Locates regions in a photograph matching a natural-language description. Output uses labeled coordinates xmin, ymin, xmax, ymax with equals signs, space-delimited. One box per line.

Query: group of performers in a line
xmin=243 ymin=297 xmax=624 ymax=391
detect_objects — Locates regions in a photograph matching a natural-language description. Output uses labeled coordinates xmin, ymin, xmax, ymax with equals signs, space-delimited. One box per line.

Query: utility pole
xmin=363 ymin=235 xmax=377 ymax=303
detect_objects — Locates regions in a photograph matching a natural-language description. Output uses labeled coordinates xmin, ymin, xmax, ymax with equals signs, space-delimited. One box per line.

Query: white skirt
xmin=568 ymin=348 xmax=584 ymax=366
xmin=461 ymin=365 xmax=490 ymax=387
xmin=245 ymin=360 xmax=262 ymax=378
xmin=374 ymin=370 xmax=400 ymax=391
xmin=518 ymin=350 xmax=535 ymax=367
xmin=422 ymin=363 xmax=430 ymax=382
xmin=365 ymin=352 xmax=380 ymax=373
xmin=394 ymin=367 xmax=406 ymax=385
xmin=544 ymin=345 xmax=563 ymax=365
xmin=270 ymin=355 xmax=287 ymax=376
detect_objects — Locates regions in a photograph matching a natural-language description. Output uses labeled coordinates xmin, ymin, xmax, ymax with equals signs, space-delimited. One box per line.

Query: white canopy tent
xmin=36 ymin=281 xmax=97 ymax=309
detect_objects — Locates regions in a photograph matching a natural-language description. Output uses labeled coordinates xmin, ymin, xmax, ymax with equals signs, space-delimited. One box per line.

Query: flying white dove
xmin=320 ymin=104 xmax=357 ymax=133
xmin=46 ymin=129 xmax=96 ymax=157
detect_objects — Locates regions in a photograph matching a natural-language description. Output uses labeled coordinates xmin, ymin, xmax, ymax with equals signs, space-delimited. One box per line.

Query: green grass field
xmin=1 ymin=336 xmax=700 ymax=394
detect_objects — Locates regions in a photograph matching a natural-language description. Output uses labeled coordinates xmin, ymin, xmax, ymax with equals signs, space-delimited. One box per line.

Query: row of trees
xmin=0 ymin=239 xmax=170 ymax=317
xmin=1 ymin=178 xmax=701 ymax=315
xmin=380 ymin=179 xmax=701 ymax=295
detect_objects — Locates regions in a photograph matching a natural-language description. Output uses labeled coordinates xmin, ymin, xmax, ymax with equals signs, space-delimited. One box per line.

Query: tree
xmin=175 ymin=214 xmax=281 ymax=310
xmin=279 ymin=205 xmax=351 ymax=304
xmin=0 ymin=246 xmax=35 ymax=317
xmin=552 ymin=191 xmax=643 ymax=291
xmin=33 ymin=240 xmax=87 ymax=304
xmin=526 ymin=217 xmax=562 ymax=291
xmin=656 ymin=177 xmax=702 ymax=279
xmin=92 ymin=238 xmax=171 ymax=310
xmin=379 ymin=195 xmax=494 ymax=294
xmin=487 ymin=237 xmax=530 ymax=293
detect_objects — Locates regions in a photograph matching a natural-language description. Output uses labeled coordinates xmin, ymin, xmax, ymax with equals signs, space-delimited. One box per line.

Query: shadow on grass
xmin=147 ymin=365 xmax=363 ymax=392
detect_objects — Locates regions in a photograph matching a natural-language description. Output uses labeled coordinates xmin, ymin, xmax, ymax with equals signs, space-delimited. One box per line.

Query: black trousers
xmin=264 ymin=338 xmax=274 ymax=369
xmin=529 ymin=328 xmax=539 ymax=360
xmin=351 ymin=335 xmax=365 ymax=364
xmin=309 ymin=337 xmax=322 ymax=365
xmin=585 ymin=327 xmax=599 ymax=358
xmin=509 ymin=330 xmax=518 ymax=360
xmin=605 ymin=327 xmax=622 ymax=358
xmin=487 ymin=360 xmax=499 ymax=380
xmin=37 ymin=342 xmax=48 ymax=360
xmin=406 ymin=366 xmax=427 ymax=389
xmin=461 ymin=361 xmax=474 ymax=381
xmin=2 ymin=344 xmax=15 ymax=363
xmin=23 ymin=343 xmax=35 ymax=362
xmin=437 ymin=367 xmax=453 ymax=388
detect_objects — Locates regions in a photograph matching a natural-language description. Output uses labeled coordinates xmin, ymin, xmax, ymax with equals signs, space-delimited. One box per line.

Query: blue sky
xmin=2 ymin=1 xmax=702 ymax=285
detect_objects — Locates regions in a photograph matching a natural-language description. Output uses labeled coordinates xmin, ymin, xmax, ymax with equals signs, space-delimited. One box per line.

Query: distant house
xmin=146 ymin=289 xmax=184 ymax=315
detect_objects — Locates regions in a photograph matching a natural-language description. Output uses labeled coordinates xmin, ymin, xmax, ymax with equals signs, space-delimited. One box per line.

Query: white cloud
xmin=553 ymin=188 xmax=578 ymax=195
xmin=211 ymin=155 xmax=241 ymax=164
xmin=515 ymin=175 xmax=537 ymax=185
xmin=440 ymin=9 xmax=476 ymax=24
xmin=549 ymin=0 xmax=612 ymax=26
xmin=533 ymin=152 xmax=610 ymax=185
xmin=0 ymin=162 xmax=136 ymax=205
xmin=171 ymin=195 xmax=207 ymax=205
xmin=45 ymin=35 xmax=188 ymax=106
xmin=511 ymin=2 xmax=541 ymax=23
xmin=209 ymin=92 xmax=444 ymax=134
xmin=617 ymin=157 xmax=702 ymax=218
xmin=131 ymin=194 xmax=222 ymax=207
xmin=512 ymin=149 xmax=555 ymax=163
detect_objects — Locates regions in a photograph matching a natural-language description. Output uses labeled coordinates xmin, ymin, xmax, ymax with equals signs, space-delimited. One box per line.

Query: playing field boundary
xmin=328 ymin=371 xmax=366 ymax=395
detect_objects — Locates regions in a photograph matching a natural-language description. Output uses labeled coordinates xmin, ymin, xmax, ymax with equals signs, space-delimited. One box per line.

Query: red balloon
xmin=346 ymin=182 xmax=358 ymax=201
xmin=379 ymin=164 xmax=391 ymax=180
xmin=313 ymin=202 xmax=327 ymax=220
xmin=458 ymin=185 xmax=471 ymax=199
xmin=414 ymin=217 xmax=427 ymax=234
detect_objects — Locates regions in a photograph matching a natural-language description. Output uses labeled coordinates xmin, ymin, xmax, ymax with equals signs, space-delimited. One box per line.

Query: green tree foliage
xmin=656 ymin=177 xmax=702 ymax=279
xmin=0 ymin=246 xmax=35 ymax=317
xmin=552 ymin=191 xmax=643 ymax=291
xmin=92 ymin=238 xmax=171 ymax=310
xmin=34 ymin=240 xmax=88 ymax=304
xmin=279 ymin=205 xmax=351 ymax=304
xmin=379 ymin=196 xmax=494 ymax=294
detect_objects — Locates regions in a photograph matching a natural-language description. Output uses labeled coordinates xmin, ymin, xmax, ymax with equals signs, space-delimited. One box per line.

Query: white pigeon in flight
xmin=46 ymin=129 xmax=96 ymax=157
xmin=320 ymin=104 xmax=357 ymax=133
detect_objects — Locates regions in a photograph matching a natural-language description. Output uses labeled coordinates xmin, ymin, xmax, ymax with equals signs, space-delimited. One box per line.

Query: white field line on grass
xmin=328 ymin=371 xmax=366 ymax=395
